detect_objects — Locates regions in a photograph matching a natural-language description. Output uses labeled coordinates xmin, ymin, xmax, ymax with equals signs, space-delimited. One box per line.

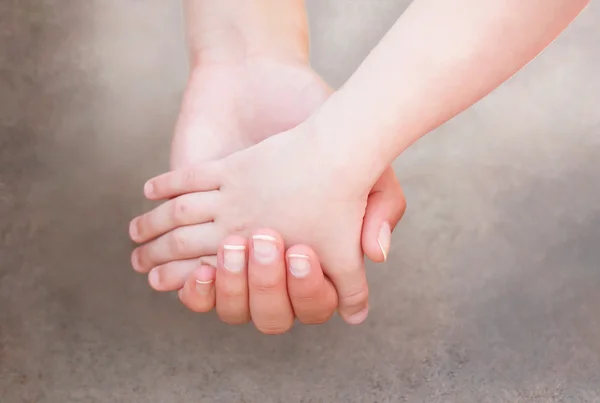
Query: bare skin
xmin=132 ymin=0 xmax=406 ymax=329
xmin=178 ymin=229 xmax=340 ymax=334
xmin=132 ymin=0 xmax=589 ymax=324
xmin=166 ymin=60 xmax=404 ymax=328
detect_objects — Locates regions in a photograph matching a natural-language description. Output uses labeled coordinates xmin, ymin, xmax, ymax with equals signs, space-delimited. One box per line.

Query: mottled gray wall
xmin=1 ymin=1 xmax=599 ymax=402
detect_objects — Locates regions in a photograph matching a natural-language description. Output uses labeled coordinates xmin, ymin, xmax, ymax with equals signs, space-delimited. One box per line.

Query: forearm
xmin=183 ymin=0 xmax=309 ymax=67
xmin=315 ymin=0 xmax=590 ymax=181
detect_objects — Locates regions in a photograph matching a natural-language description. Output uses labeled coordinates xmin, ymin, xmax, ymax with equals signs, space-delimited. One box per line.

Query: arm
xmin=314 ymin=0 xmax=590 ymax=181
xmin=182 ymin=0 xmax=309 ymax=67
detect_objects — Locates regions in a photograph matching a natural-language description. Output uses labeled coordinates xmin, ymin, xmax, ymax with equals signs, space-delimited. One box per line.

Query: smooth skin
xmin=178 ymin=229 xmax=339 ymax=334
xmin=131 ymin=0 xmax=406 ymax=332
xmin=133 ymin=0 xmax=590 ymax=324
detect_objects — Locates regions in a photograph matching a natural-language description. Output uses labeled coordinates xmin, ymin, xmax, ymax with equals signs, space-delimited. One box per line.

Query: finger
xmin=361 ymin=167 xmax=406 ymax=263
xmin=215 ymin=236 xmax=250 ymax=325
xmin=131 ymin=222 xmax=222 ymax=273
xmin=286 ymin=245 xmax=338 ymax=325
xmin=248 ymin=230 xmax=294 ymax=335
xmin=144 ymin=163 xmax=222 ymax=200
xmin=178 ymin=265 xmax=216 ymax=313
xmin=147 ymin=259 xmax=197 ymax=291
xmin=198 ymin=255 xmax=217 ymax=268
xmin=146 ymin=255 xmax=217 ymax=291
xmin=130 ymin=191 xmax=220 ymax=244
xmin=322 ymin=251 xmax=370 ymax=325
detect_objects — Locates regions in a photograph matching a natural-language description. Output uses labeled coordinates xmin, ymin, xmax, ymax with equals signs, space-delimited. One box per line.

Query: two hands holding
xmin=130 ymin=58 xmax=405 ymax=332
xmin=128 ymin=0 xmax=588 ymax=334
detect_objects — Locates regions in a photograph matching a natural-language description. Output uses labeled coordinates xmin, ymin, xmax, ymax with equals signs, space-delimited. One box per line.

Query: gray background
xmin=1 ymin=1 xmax=599 ymax=402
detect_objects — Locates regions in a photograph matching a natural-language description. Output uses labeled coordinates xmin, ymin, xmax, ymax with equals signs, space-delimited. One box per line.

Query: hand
xmin=177 ymin=228 xmax=338 ymax=334
xmin=170 ymin=59 xmax=332 ymax=169
xmin=132 ymin=59 xmax=405 ymax=326
xmin=134 ymin=121 xmax=380 ymax=324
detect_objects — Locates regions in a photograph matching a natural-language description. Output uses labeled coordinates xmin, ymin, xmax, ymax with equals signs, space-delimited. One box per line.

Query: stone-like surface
xmin=1 ymin=1 xmax=599 ymax=402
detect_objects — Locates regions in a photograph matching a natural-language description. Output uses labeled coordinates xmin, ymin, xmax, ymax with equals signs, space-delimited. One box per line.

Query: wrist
xmin=184 ymin=0 xmax=309 ymax=68
xmin=308 ymin=95 xmax=392 ymax=192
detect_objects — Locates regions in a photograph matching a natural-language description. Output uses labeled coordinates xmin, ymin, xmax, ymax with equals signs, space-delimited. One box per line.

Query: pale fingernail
xmin=223 ymin=245 xmax=246 ymax=273
xmin=131 ymin=250 xmax=142 ymax=272
xmin=252 ymin=235 xmax=278 ymax=264
xmin=129 ymin=219 xmax=139 ymax=240
xmin=347 ymin=306 xmax=369 ymax=325
xmin=195 ymin=278 xmax=213 ymax=295
xmin=148 ymin=268 xmax=160 ymax=287
xmin=144 ymin=181 xmax=154 ymax=197
xmin=288 ymin=254 xmax=311 ymax=278
xmin=377 ymin=222 xmax=391 ymax=262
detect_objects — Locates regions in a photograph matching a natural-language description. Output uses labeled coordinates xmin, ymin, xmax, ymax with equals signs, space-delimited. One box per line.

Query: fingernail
xmin=195 ymin=278 xmax=213 ymax=295
xmin=377 ymin=222 xmax=391 ymax=261
xmin=131 ymin=250 xmax=142 ymax=272
xmin=129 ymin=219 xmax=140 ymax=241
xmin=347 ymin=307 xmax=369 ymax=325
xmin=148 ymin=268 xmax=160 ymax=287
xmin=252 ymin=235 xmax=277 ymax=264
xmin=223 ymin=245 xmax=246 ymax=273
xmin=144 ymin=181 xmax=154 ymax=197
xmin=288 ymin=254 xmax=311 ymax=278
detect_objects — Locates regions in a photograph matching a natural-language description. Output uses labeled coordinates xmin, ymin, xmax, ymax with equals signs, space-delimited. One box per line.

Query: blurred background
xmin=1 ymin=1 xmax=599 ymax=402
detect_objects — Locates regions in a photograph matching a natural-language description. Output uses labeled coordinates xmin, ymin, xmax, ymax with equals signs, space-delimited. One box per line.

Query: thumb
xmin=361 ymin=167 xmax=406 ymax=263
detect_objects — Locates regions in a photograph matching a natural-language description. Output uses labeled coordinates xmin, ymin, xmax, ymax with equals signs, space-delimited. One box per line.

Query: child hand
xmin=132 ymin=124 xmax=377 ymax=324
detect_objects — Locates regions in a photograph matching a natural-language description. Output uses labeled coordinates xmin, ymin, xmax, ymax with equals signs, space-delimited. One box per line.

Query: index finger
xmin=144 ymin=163 xmax=222 ymax=200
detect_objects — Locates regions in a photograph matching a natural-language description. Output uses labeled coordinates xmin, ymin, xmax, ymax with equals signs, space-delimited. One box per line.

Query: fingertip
xmin=148 ymin=267 xmax=161 ymax=290
xmin=336 ymin=276 xmax=369 ymax=325
xmin=194 ymin=264 xmax=216 ymax=283
xmin=131 ymin=249 xmax=146 ymax=273
xmin=144 ymin=180 xmax=156 ymax=199
xmin=286 ymin=245 xmax=338 ymax=325
xmin=287 ymin=253 xmax=311 ymax=279
xmin=286 ymin=244 xmax=316 ymax=260
xmin=249 ymin=229 xmax=284 ymax=268
xmin=221 ymin=234 xmax=248 ymax=251
xmin=179 ymin=265 xmax=216 ymax=313
xmin=361 ymin=169 xmax=405 ymax=263
xmin=129 ymin=218 xmax=141 ymax=243
xmin=220 ymin=236 xmax=248 ymax=274
xmin=251 ymin=228 xmax=284 ymax=252
xmin=343 ymin=305 xmax=369 ymax=325
xmin=361 ymin=220 xmax=387 ymax=263
xmin=251 ymin=228 xmax=284 ymax=245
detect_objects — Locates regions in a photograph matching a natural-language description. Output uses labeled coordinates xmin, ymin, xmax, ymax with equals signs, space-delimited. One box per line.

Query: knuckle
xmin=250 ymin=272 xmax=285 ymax=294
xmin=171 ymin=198 xmax=189 ymax=225
xmin=290 ymin=289 xmax=320 ymax=305
xmin=183 ymin=169 xmax=198 ymax=189
xmin=170 ymin=230 xmax=189 ymax=255
xmin=253 ymin=283 xmax=283 ymax=296
xmin=340 ymin=284 xmax=369 ymax=311
xmin=229 ymin=221 xmax=249 ymax=236
xmin=219 ymin=282 xmax=246 ymax=300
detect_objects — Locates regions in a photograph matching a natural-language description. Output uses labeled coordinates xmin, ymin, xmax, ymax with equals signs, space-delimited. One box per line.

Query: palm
xmin=169 ymin=60 xmax=406 ymax=264
xmin=170 ymin=60 xmax=332 ymax=169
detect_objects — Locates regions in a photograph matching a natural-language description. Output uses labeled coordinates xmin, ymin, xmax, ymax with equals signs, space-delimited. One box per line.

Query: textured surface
xmin=1 ymin=1 xmax=600 ymax=402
